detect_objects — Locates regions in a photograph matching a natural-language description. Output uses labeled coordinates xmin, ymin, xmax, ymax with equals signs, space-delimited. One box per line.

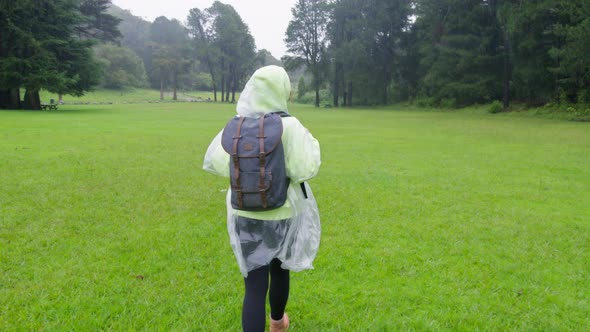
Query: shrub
xmin=297 ymin=77 xmax=307 ymax=99
xmin=296 ymin=89 xmax=332 ymax=106
xmin=488 ymin=100 xmax=503 ymax=114
xmin=439 ymin=98 xmax=457 ymax=109
xmin=414 ymin=97 xmax=436 ymax=107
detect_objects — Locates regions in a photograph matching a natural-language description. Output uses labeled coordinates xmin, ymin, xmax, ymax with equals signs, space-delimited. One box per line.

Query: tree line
xmin=0 ymin=0 xmax=269 ymax=109
xmin=111 ymin=1 xmax=264 ymax=103
xmin=285 ymin=0 xmax=590 ymax=108
xmin=3 ymin=1 xmax=588 ymax=110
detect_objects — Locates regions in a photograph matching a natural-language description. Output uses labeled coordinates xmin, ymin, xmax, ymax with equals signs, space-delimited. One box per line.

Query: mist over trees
xmin=110 ymin=1 xmax=262 ymax=102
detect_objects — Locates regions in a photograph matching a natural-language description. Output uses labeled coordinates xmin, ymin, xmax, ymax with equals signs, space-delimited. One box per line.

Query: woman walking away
xmin=203 ymin=65 xmax=321 ymax=332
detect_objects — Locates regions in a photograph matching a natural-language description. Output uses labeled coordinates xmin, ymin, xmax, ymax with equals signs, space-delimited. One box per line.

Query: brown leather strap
xmin=257 ymin=116 xmax=268 ymax=208
xmin=233 ymin=117 xmax=245 ymax=209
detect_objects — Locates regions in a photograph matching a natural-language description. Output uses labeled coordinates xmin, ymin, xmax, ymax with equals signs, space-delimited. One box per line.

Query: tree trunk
xmin=313 ymin=68 xmax=321 ymax=107
xmin=502 ymin=30 xmax=511 ymax=110
xmin=220 ymin=58 xmax=225 ymax=102
xmin=220 ymin=75 xmax=225 ymax=102
xmin=347 ymin=81 xmax=353 ymax=106
xmin=0 ymin=89 xmax=21 ymax=109
xmin=173 ymin=73 xmax=177 ymax=101
xmin=208 ymin=63 xmax=217 ymax=102
xmin=160 ymin=77 xmax=164 ymax=100
xmin=11 ymin=88 xmax=21 ymax=109
xmin=23 ymin=89 xmax=41 ymax=110
xmin=231 ymin=73 xmax=238 ymax=103
xmin=58 ymin=93 xmax=63 ymax=104
xmin=0 ymin=90 xmax=10 ymax=109
xmin=225 ymin=72 xmax=230 ymax=102
xmin=315 ymin=88 xmax=320 ymax=107
xmin=333 ymin=63 xmax=340 ymax=107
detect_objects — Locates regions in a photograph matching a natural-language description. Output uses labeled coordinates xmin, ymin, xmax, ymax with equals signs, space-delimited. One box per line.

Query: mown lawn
xmin=1 ymin=103 xmax=589 ymax=331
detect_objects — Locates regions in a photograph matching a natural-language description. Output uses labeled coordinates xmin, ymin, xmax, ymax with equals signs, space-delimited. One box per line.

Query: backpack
xmin=221 ymin=112 xmax=290 ymax=211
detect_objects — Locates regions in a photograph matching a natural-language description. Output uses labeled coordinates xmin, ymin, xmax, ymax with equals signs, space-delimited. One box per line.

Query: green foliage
xmin=187 ymin=72 xmax=214 ymax=91
xmin=94 ymin=44 xmax=148 ymax=89
xmin=78 ymin=0 xmax=122 ymax=42
xmin=0 ymin=0 xmax=120 ymax=109
xmin=297 ymin=76 xmax=307 ymax=99
xmin=187 ymin=2 xmax=257 ymax=102
xmin=547 ymin=1 xmax=590 ymax=102
xmin=488 ymin=100 xmax=503 ymax=114
xmin=286 ymin=0 xmax=330 ymax=107
xmin=149 ymin=16 xmax=192 ymax=96
xmin=328 ymin=0 xmax=412 ymax=107
xmin=1 ymin=104 xmax=589 ymax=330
xmin=296 ymin=89 xmax=332 ymax=106
xmin=107 ymin=5 xmax=152 ymax=75
xmin=413 ymin=0 xmax=503 ymax=107
xmin=439 ymin=98 xmax=457 ymax=109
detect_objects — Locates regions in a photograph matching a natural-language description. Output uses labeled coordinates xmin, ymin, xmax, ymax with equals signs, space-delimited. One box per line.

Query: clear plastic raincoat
xmin=203 ymin=65 xmax=321 ymax=277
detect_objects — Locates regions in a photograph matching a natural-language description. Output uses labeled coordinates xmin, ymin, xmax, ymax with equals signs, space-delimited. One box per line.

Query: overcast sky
xmin=111 ymin=0 xmax=297 ymax=59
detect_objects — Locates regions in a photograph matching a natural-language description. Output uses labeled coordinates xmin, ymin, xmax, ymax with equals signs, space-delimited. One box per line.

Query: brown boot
xmin=270 ymin=313 xmax=289 ymax=332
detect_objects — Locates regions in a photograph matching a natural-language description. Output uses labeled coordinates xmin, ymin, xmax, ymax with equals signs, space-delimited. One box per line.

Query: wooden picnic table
xmin=41 ymin=104 xmax=58 ymax=110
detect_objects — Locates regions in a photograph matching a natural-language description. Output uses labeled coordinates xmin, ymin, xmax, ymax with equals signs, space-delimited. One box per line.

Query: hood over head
xmin=236 ymin=65 xmax=291 ymax=118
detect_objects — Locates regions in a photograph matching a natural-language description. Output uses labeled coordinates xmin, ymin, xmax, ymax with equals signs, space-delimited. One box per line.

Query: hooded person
xmin=203 ymin=65 xmax=321 ymax=332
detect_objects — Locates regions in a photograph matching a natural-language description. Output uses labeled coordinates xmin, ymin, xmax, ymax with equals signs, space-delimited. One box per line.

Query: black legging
xmin=242 ymin=258 xmax=290 ymax=332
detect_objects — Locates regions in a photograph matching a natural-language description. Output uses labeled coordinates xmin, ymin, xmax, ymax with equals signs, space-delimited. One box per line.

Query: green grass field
xmin=1 ymin=102 xmax=589 ymax=331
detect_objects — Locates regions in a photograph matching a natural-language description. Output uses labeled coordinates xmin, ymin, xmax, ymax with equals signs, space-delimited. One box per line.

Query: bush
xmin=414 ymin=97 xmax=436 ymax=107
xmin=488 ymin=100 xmax=503 ymax=114
xmin=296 ymin=89 xmax=332 ymax=106
xmin=297 ymin=77 xmax=307 ymax=99
xmin=439 ymin=98 xmax=457 ymax=109
xmin=577 ymin=89 xmax=589 ymax=104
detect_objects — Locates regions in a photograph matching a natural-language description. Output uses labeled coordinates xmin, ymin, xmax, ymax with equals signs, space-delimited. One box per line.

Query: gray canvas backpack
xmin=221 ymin=112 xmax=290 ymax=211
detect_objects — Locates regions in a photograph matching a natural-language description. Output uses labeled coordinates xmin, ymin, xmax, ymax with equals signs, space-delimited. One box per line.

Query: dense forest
xmin=2 ymin=0 xmax=589 ymax=110
xmin=286 ymin=0 xmax=590 ymax=109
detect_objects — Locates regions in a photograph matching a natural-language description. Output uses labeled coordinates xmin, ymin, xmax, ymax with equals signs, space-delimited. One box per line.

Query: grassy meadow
xmin=1 ymin=101 xmax=589 ymax=330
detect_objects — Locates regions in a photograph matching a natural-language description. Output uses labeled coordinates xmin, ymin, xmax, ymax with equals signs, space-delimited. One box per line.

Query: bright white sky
xmin=111 ymin=0 xmax=297 ymax=59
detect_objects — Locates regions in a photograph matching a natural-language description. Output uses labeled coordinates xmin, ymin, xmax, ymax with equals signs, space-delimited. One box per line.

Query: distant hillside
xmin=257 ymin=49 xmax=283 ymax=67
xmin=107 ymin=4 xmax=151 ymax=53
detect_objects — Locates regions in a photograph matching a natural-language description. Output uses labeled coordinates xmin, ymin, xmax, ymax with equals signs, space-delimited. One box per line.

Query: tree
xmin=256 ymin=49 xmax=283 ymax=68
xmin=412 ymin=0 xmax=503 ymax=107
xmin=297 ymin=76 xmax=308 ymax=99
xmin=149 ymin=16 xmax=191 ymax=100
xmin=94 ymin=44 xmax=148 ymax=89
xmin=285 ymin=0 xmax=330 ymax=107
xmin=187 ymin=8 xmax=220 ymax=101
xmin=77 ymin=0 xmax=122 ymax=42
xmin=328 ymin=0 xmax=412 ymax=106
xmin=547 ymin=0 xmax=590 ymax=103
xmin=188 ymin=2 xmax=257 ymax=103
xmin=0 ymin=0 xmax=120 ymax=109
xmin=107 ymin=5 xmax=152 ymax=79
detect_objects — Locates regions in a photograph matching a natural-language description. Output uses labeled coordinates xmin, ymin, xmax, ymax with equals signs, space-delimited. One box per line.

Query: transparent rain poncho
xmin=203 ymin=65 xmax=321 ymax=277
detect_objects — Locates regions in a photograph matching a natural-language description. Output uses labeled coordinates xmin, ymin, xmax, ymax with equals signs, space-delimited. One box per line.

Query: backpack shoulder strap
xmin=233 ymin=117 xmax=246 ymax=209
xmin=273 ymin=111 xmax=291 ymax=118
